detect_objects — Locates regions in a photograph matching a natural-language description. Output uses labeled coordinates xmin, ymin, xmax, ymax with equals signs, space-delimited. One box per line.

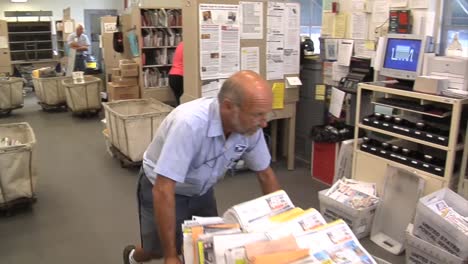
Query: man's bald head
xmin=218 ymin=70 xmax=271 ymax=108
xmin=76 ymin=24 xmax=84 ymax=36
xmin=219 ymin=71 xmax=272 ymax=136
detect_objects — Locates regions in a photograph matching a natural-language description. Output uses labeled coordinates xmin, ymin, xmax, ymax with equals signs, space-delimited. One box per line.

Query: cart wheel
xmin=0 ymin=109 xmax=12 ymax=115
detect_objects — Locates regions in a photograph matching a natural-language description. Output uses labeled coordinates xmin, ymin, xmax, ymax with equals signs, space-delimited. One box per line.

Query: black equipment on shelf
xmin=338 ymin=57 xmax=374 ymax=94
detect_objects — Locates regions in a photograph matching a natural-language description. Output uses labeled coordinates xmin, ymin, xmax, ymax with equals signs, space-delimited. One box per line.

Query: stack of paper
xmin=292 ymin=219 xmax=377 ymax=264
xmin=426 ymin=199 xmax=468 ymax=235
xmin=265 ymin=208 xmax=326 ymax=240
xmin=325 ymin=179 xmax=379 ymax=210
xmin=213 ymin=233 xmax=268 ymax=264
xmin=245 ymin=236 xmax=309 ymax=264
xmin=143 ymin=68 xmax=168 ymax=88
xmin=0 ymin=137 xmax=22 ymax=147
xmin=141 ymin=9 xmax=168 ymax=27
xmin=222 ymin=190 xmax=296 ymax=232
xmin=182 ymin=216 xmax=241 ymax=264
xmin=183 ymin=190 xmax=379 ymax=264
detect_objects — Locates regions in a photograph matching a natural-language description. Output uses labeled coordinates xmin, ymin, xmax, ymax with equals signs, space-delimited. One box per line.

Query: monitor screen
xmin=383 ymin=38 xmax=422 ymax=72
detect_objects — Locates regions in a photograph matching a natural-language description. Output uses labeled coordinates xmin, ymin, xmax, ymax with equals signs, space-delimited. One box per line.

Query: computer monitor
xmin=380 ymin=34 xmax=428 ymax=81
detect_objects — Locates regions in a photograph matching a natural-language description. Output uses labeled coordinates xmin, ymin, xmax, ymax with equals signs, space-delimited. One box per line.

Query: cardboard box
xmin=318 ymin=189 xmax=378 ymax=239
xmin=111 ymin=76 xmax=138 ymax=86
xmin=119 ymin=59 xmax=139 ymax=70
xmin=413 ymin=188 xmax=468 ymax=260
xmin=111 ymin=68 xmax=121 ymax=77
xmin=406 ymin=224 xmax=465 ymax=264
xmin=101 ymin=16 xmax=122 ymax=67
xmin=414 ymin=76 xmax=449 ymax=95
xmin=120 ymin=68 xmax=139 ymax=77
xmin=108 ymin=82 xmax=139 ymax=101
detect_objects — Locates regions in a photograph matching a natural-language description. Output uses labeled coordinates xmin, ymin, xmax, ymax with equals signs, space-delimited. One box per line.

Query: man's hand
xmin=164 ymin=256 xmax=182 ymax=264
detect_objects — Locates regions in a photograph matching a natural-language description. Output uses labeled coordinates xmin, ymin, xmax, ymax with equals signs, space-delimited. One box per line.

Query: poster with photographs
xmin=199 ymin=4 xmax=240 ymax=80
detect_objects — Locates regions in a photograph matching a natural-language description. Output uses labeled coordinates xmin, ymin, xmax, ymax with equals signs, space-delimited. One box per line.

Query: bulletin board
xmin=181 ymin=0 xmax=301 ymax=103
xmin=319 ymin=0 xmax=442 ymax=86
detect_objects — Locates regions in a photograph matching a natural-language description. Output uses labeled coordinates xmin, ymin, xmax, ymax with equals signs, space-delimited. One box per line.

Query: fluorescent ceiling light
xmin=11 ymin=0 xmax=28 ymax=2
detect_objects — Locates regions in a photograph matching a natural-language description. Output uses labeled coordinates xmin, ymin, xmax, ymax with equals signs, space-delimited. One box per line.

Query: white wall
xmin=0 ymin=0 xmax=123 ymax=25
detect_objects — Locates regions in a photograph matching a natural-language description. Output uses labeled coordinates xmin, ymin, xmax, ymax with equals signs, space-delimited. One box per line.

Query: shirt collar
xmin=207 ymin=99 xmax=224 ymax=138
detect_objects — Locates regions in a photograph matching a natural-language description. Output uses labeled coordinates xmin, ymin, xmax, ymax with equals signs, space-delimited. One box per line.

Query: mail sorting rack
xmin=351 ymin=82 xmax=468 ymax=196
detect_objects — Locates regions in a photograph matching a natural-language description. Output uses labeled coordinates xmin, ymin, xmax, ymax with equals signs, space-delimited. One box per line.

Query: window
xmin=441 ymin=0 xmax=468 ymax=56
xmin=299 ymin=0 xmax=322 ymax=52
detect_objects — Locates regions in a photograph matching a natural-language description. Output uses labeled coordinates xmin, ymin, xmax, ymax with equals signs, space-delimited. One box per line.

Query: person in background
xmin=67 ymin=24 xmax=90 ymax=72
xmin=123 ymin=70 xmax=281 ymax=264
xmin=169 ymin=41 xmax=184 ymax=106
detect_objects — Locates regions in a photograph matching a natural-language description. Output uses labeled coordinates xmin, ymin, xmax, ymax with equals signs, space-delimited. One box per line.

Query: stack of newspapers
xmin=325 ymin=179 xmax=379 ymax=210
xmin=182 ymin=190 xmax=378 ymax=264
xmin=426 ymin=199 xmax=468 ymax=235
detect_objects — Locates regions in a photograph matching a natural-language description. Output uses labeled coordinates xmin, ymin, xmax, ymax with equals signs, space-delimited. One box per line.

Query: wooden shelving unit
xmin=140 ymin=8 xmax=182 ymax=89
xmin=7 ymin=21 xmax=54 ymax=62
xmin=55 ymin=19 xmax=74 ymax=63
xmin=352 ymin=83 xmax=468 ymax=196
xmin=0 ymin=20 xmax=12 ymax=74
xmin=125 ymin=5 xmax=182 ymax=103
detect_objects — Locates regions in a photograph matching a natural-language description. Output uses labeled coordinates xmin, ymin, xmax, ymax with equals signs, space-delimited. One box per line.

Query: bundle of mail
xmin=325 ymin=179 xmax=379 ymax=210
xmin=143 ymin=68 xmax=168 ymax=88
xmin=183 ymin=190 xmax=378 ymax=264
xmin=1 ymin=137 xmax=22 ymax=147
xmin=426 ymin=199 xmax=468 ymax=235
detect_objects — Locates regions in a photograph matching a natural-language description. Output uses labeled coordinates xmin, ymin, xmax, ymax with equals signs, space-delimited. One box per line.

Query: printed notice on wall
xmin=202 ymin=79 xmax=226 ymax=98
xmin=283 ymin=3 xmax=300 ymax=75
xmin=64 ymin=21 xmax=74 ymax=34
xmin=410 ymin=0 xmax=429 ymax=8
xmin=352 ymin=0 xmax=366 ymax=11
xmin=372 ymin=0 xmax=390 ymax=23
xmin=199 ymin=4 xmax=240 ymax=80
xmin=330 ymin=87 xmax=345 ymax=118
xmin=104 ymin=23 xmax=117 ymax=33
xmin=266 ymin=2 xmax=285 ymax=80
xmin=241 ymin=47 xmax=260 ymax=74
xmin=338 ymin=40 xmax=354 ymax=67
xmin=321 ymin=13 xmax=334 ymax=37
xmin=323 ymin=0 xmax=333 ymax=11
xmin=354 ymin=40 xmax=375 ymax=59
xmin=240 ymin=1 xmax=263 ymax=39
xmin=333 ymin=13 xmax=347 ymax=38
xmin=272 ymin=82 xmax=285 ymax=109
xmin=351 ymin=12 xmax=368 ymax=40
xmin=390 ymin=0 xmax=408 ymax=7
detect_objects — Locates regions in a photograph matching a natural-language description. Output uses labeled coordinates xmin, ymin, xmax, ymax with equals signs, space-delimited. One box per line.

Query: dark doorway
xmin=84 ymin=9 xmax=118 ymax=68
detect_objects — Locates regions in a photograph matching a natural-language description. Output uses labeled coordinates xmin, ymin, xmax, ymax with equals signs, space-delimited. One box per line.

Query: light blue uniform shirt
xmin=67 ymin=32 xmax=90 ymax=55
xmin=143 ymin=97 xmax=271 ymax=196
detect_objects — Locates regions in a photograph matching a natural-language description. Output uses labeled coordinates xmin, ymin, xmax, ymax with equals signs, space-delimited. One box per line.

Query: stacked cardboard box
xmin=107 ymin=60 xmax=140 ymax=101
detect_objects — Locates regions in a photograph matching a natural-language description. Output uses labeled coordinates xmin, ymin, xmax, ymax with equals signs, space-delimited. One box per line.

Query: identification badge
xmin=234 ymin=144 xmax=247 ymax=153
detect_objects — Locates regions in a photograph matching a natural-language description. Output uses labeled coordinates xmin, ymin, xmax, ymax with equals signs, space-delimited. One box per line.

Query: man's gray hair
xmin=217 ymin=77 xmax=244 ymax=106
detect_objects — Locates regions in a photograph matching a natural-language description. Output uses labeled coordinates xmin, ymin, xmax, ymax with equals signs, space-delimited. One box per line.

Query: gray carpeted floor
xmin=0 ymin=94 xmax=404 ymax=263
